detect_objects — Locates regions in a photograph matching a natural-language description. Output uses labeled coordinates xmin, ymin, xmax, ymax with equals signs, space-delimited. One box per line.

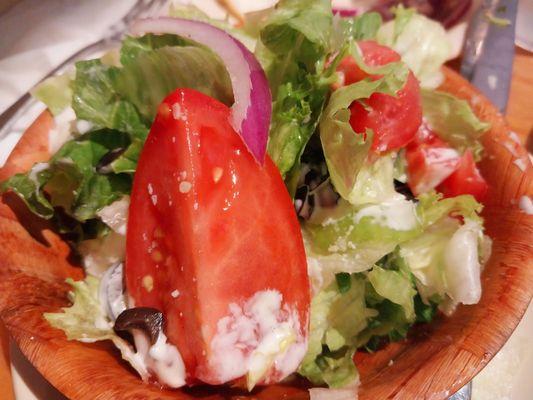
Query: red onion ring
xmin=131 ymin=17 xmax=271 ymax=164
xmin=332 ymin=7 xmax=359 ymax=17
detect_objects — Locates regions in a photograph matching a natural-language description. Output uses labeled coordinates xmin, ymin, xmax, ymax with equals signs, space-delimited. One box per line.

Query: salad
xmin=0 ymin=0 xmax=493 ymax=396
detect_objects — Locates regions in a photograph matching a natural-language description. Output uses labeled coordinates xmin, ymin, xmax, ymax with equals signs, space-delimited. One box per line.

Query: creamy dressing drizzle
xmin=354 ymin=196 xmax=418 ymax=231
xmin=132 ymin=330 xmax=186 ymax=388
xmin=204 ymin=290 xmax=307 ymax=389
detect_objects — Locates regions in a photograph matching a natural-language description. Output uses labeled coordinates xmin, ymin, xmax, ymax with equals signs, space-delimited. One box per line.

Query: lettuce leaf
xmin=421 ymin=89 xmax=491 ymax=160
xmin=72 ymin=60 xmax=149 ymax=139
xmin=259 ymin=0 xmax=332 ymax=79
xmin=400 ymin=192 xmax=487 ymax=306
xmin=417 ymin=191 xmax=482 ymax=227
xmin=31 ymin=72 xmax=73 ymax=116
xmin=347 ymin=153 xmax=398 ymax=206
xmin=341 ymin=12 xmax=382 ymax=41
xmin=2 ymin=129 xmax=132 ymax=225
xmin=116 ymin=35 xmax=233 ymax=118
xmin=44 ymin=276 xmax=113 ymax=341
xmin=306 ymin=201 xmax=420 ymax=253
xmin=367 ymin=265 xmax=416 ymax=322
xmin=377 ymin=6 xmax=452 ymax=88
xmin=44 ymin=276 xmax=150 ymax=380
xmin=319 ymin=46 xmax=408 ymax=200
xmin=260 ymin=0 xmax=334 ymax=177
xmin=299 ymin=267 xmax=419 ymax=387
xmin=299 ymin=274 xmax=373 ymax=388
xmin=0 ymin=163 xmax=54 ymax=218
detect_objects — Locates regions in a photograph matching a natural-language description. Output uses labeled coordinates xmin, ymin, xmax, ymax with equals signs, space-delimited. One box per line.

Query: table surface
xmin=0 ymin=3 xmax=531 ymax=399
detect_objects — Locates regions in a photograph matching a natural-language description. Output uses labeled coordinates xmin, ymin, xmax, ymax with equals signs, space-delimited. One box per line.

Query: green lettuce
xmin=417 ymin=191 xmax=482 ymax=227
xmin=31 ymin=72 xmax=73 ymax=116
xmin=72 ymin=60 xmax=149 ymax=140
xmin=300 ymin=266 xmax=421 ymax=387
xmin=116 ymin=34 xmax=233 ymax=118
xmin=2 ymin=129 xmax=132 ymax=223
xmin=44 ymin=276 xmax=149 ymax=380
xmin=367 ymin=265 xmax=416 ymax=322
xmin=377 ymin=6 xmax=452 ymax=88
xmin=399 ymin=217 xmax=458 ymax=302
xmin=421 ymin=89 xmax=491 ymax=160
xmin=347 ymin=153 xmax=398 ymax=206
xmin=399 ymin=192 xmax=487 ymax=305
xmin=259 ymin=0 xmax=335 ymax=177
xmin=73 ymin=34 xmax=233 ymax=141
xmin=319 ymin=45 xmax=408 ymax=200
xmin=299 ymin=274 xmax=373 ymax=387
xmin=44 ymin=276 xmax=113 ymax=341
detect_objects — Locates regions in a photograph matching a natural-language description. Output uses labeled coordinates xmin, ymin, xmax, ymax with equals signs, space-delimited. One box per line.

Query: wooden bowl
xmin=0 ymin=67 xmax=532 ymax=400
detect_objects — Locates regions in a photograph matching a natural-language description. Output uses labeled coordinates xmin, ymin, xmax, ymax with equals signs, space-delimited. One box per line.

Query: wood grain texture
xmin=0 ymin=67 xmax=531 ymax=400
xmin=506 ymin=48 xmax=533 ymax=141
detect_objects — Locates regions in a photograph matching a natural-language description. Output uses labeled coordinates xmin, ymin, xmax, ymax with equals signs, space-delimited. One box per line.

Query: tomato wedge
xmin=338 ymin=40 xmax=422 ymax=153
xmin=405 ymin=124 xmax=488 ymax=201
xmin=437 ymin=150 xmax=488 ymax=202
xmin=406 ymin=125 xmax=461 ymax=195
xmin=126 ymin=89 xmax=309 ymax=386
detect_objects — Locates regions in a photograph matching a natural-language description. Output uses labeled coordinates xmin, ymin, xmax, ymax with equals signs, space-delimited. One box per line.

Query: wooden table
xmin=0 ymin=49 xmax=531 ymax=400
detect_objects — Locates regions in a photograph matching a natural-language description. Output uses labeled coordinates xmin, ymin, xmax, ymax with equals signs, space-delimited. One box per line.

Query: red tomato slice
xmin=126 ymin=89 xmax=309 ymax=386
xmin=338 ymin=41 xmax=422 ymax=153
xmin=437 ymin=150 xmax=488 ymax=202
xmin=406 ymin=125 xmax=461 ymax=195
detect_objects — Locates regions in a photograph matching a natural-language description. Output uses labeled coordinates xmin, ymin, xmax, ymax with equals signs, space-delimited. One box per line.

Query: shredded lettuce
xmin=300 ymin=264 xmax=421 ymax=387
xmin=259 ymin=0 xmax=335 ymax=177
xmin=377 ymin=6 xmax=452 ymax=89
xmin=347 ymin=154 xmax=399 ymax=206
xmin=399 ymin=192 xmax=487 ymax=307
xmin=31 ymin=72 xmax=73 ymax=116
xmin=299 ymin=274 xmax=372 ymax=388
xmin=367 ymin=265 xmax=416 ymax=322
xmin=44 ymin=276 xmax=113 ymax=341
xmin=44 ymin=276 xmax=149 ymax=380
xmin=319 ymin=45 xmax=408 ymax=200
xmin=417 ymin=191 xmax=482 ymax=227
xmin=3 ymin=129 xmax=131 ymax=222
xmin=421 ymin=89 xmax=491 ymax=160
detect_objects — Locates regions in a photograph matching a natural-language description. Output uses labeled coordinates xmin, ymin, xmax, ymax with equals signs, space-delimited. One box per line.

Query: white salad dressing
xmin=132 ymin=329 xmax=186 ymax=388
xmin=96 ymin=196 xmax=130 ymax=235
xmin=79 ymin=231 xmax=126 ymax=277
xmin=205 ymin=290 xmax=307 ymax=388
xmin=443 ymin=219 xmax=482 ymax=305
xmin=99 ymin=263 xmax=127 ymax=320
xmin=413 ymin=147 xmax=459 ymax=194
xmin=80 ymin=197 xmax=130 ymax=277
xmin=28 ymin=162 xmax=49 ymax=186
xmin=354 ymin=196 xmax=418 ymax=231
